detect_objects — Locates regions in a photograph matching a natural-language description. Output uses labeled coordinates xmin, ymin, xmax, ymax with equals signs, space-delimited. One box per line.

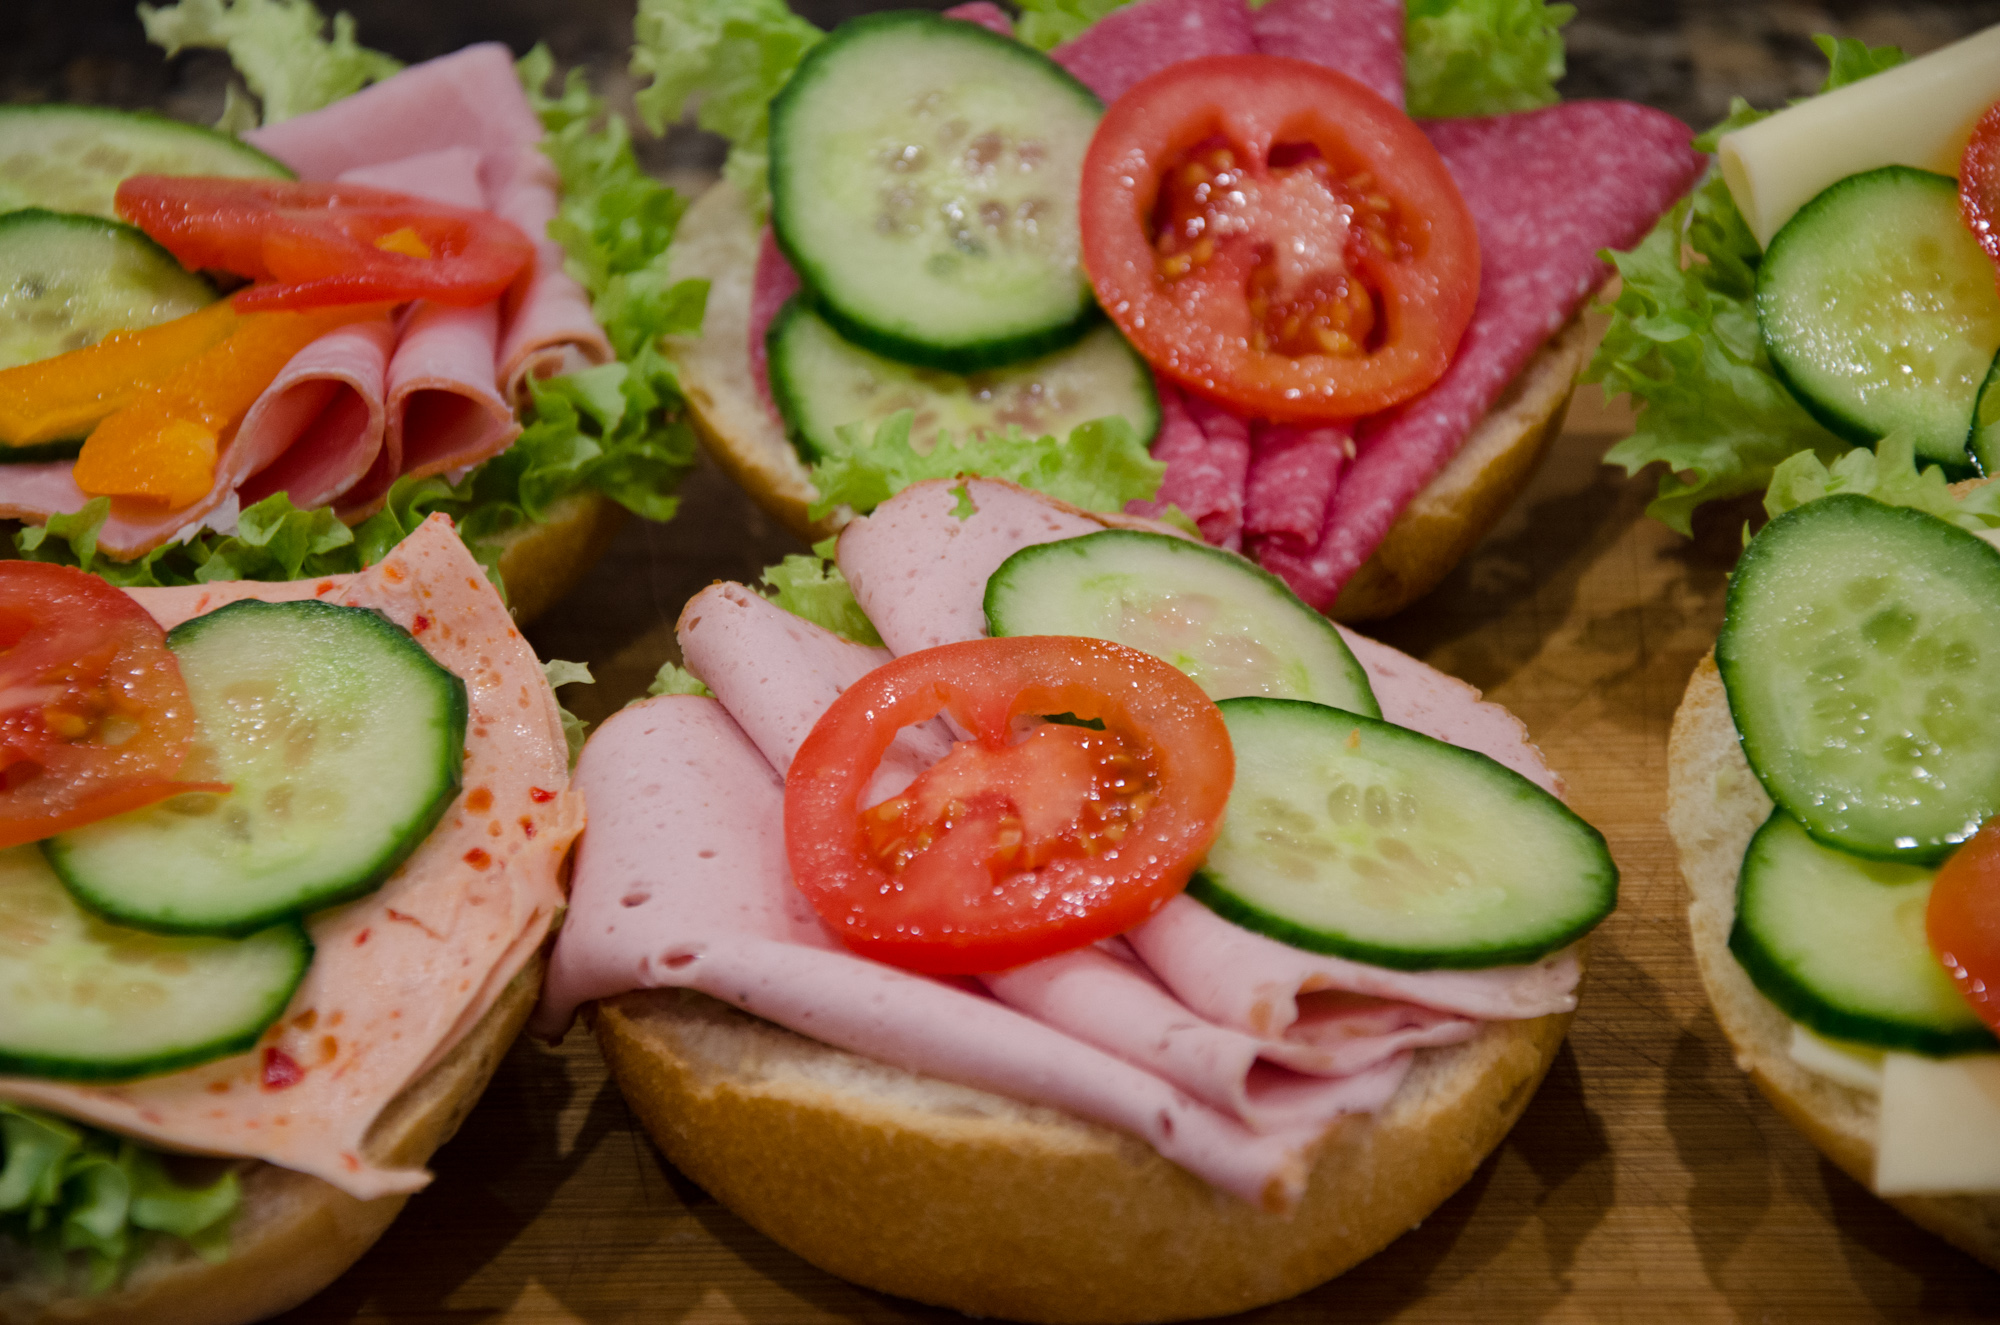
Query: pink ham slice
xmin=533 ymin=694 xmax=1319 ymax=1211
xmin=1242 ymin=419 xmax=1350 ymax=555
xmin=235 ymin=316 xmax=396 ymax=511
xmin=335 ymin=144 xmax=485 ymax=204
xmin=244 ymin=43 xmax=543 ymax=199
xmin=1256 ymin=102 xmax=1703 ymax=609
xmin=492 ymin=145 xmax=614 ymax=404
xmin=2 ymin=517 xmax=580 ymax=1200
xmin=1050 ymin=0 xmax=1256 ymax=102
xmin=1250 ymin=0 xmax=1404 ymax=107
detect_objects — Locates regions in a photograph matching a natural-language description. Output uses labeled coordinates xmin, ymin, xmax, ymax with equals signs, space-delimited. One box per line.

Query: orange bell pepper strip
xmin=0 ymin=301 xmax=239 ymax=449
xmin=71 ymin=302 xmax=386 ymax=509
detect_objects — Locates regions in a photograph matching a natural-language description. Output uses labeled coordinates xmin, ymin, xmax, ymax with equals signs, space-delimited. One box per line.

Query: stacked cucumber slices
xmin=1719 ymin=493 xmax=2000 ymax=1055
xmin=1 ymin=600 xmax=466 ymax=1081
xmin=762 ymin=12 xmax=1159 ymax=462
xmin=986 ymin=529 xmax=1616 ymax=969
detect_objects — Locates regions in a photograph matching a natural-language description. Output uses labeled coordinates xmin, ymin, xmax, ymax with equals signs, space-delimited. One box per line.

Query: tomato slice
xmin=114 ymin=176 xmax=534 ymax=312
xmin=1079 ymin=55 xmax=1480 ymax=423
xmin=0 ymin=562 xmax=219 ymax=849
xmin=1928 ymin=818 xmax=2000 ymax=1036
xmin=1962 ymin=98 xmax=2000 ymax=282
xmin=785 ymin=636 xmax=1234 ymax=974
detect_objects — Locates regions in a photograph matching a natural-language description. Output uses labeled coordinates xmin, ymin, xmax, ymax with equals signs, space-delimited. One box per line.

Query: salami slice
xmin=941 ymin=1 xmax=1015 ymax=37
xmin=1250 ymin=0 xmax=1404 ymax=108
xmin=749 ymin=228 xmax=802 ymax=412
xmin=1243 ymin=420 xmax=1352 ymax=555
xmin=1049 ymin=0 xmax=1256 ymax=103
xmin=1258 ymin=102 xmax=1703 ymax=609
xmin=1128 ymin=378 xmax=1249 ymax=549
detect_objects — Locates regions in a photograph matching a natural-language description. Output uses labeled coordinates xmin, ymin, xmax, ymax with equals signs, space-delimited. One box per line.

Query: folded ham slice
xmin=0 ymin=517 xmax=580 ymax=1200
xmin=235 ymin=316 xmax=395 ymax=511
xmin=492 ymin=145 xmax=614 ymax=404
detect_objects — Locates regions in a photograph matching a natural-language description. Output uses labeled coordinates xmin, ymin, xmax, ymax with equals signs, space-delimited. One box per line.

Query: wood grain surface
xmin=269 ymin=381 xmax=2000 ymax=1322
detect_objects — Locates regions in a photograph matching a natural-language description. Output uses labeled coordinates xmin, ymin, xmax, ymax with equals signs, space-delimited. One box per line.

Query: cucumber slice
xmin=984 ymin=529 xmax=1379 ymax=715
xmin=46 ymin=600 xmax=468 ymax=936
xmin=770 ymin=11 xmax=1102 ymax=372
xmin=1971 ymin=345 xmax=2000 ymax=475
xmin=767 ymin=299 xmax=1159 ymax=462
xmin=1718 ymin=494 xmax=2000 ymax=863
xmin=0 ymin=105 xmax=291 ymax=220
xmin=1190 ymin=699 xmax=1616 ymax=969
xmin=0 ymin=846 xmax=309 ymax=1082
xmin=0 ymin=209 xmax=215 ymax=372
xmin=1758 ymin=166 xmax=2000 ymax=469
xmin=1731 ymin=811 xmax=1995 ymax=1056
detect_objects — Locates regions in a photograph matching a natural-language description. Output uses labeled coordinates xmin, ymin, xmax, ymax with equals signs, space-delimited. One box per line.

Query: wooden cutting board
xmin=275 ymin=382 xmax=2000 ymax=1323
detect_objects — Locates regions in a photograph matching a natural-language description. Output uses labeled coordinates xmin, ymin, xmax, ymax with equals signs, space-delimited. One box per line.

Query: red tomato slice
xmin=1079 ymin=55 xmax=1480 ymax=423
xmin=114 ymin=176 xmax=534 ymax=312
xmin=1929 ymin=818 xmax=2000 ymax=1036
xmin=0 ymin=562 xmax=219 ymax=849
xmin=785 ymin=636 xmax=1234 ymax=974
xmin=1962 ymin=99 xmax=2000 ymax=281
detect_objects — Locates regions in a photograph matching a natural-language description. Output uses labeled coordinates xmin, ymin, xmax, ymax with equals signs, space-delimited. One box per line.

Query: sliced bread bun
xmin=491 ymin=489 xmax=626 ymax=626
xmin=593 ymin=982 xmax=1573 ymax=1324
xmin=661 ymin=180 xmax=1588 ymax=623
xmin=1667 ymin=656 xmax=2000 ymax=1267
xmin=0 ymin=955 xmax=544 ymax=1325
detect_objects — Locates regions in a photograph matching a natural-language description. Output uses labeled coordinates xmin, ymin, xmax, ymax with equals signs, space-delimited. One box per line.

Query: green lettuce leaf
xmin=628 ymin=0 xmax=823 ymax=214
xmin=759 ymin=536 xmax=883 ymax=645
xmin=1763 ymin=432 xmax=2000 ymax=532
xmin=1590 ymin=37 xmax=1907 ymax=534
xmin=1404 ymin=0 xmax=1572 ymax=118
xmin=2 ymin=1103 xmax=239 ymax=1292
xmin=809 ymin=412 xmax=1165 ymax=521
xmin=1013 ymin=0 xmax=1130 ymax=50
xmin=138 ymin=0 xmax=401 ymax=124
xmin=542 ymin=659 xmax=594 ymax=763
xmin=644 ymin=661 xmax=713 ymax=698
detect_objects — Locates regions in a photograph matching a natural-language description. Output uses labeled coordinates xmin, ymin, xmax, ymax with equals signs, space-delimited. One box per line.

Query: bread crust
xmin=493 ymin=490 xmax=627 ymax=627
xmin=1667 ymin=656 xmax=2000 ymax=1267
xmin=661 ymin=179 xmax=1584 ymax=623
xmin=593 ymin=983 xmax=1573 ymax=1324
xmin=0 ymin=955 xmax=544 ymax=1325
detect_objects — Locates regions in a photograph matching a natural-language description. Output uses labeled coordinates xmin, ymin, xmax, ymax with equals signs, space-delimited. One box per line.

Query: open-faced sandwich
xmin=0 ymin=0 xmax=706 ymax=622
xmin=535 ymin=477 xmax=1618 ymax=1321
xmin=647 ymin=0 xmax=1702 ymax=620
xmin=1597 ymin=19 xmax=2000 ymax=1267
xmin=0 ymin=513 xmax=583 ymax=1322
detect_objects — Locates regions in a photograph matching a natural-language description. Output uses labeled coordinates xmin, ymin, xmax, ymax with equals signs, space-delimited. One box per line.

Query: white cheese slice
xmin=1788 ymin=1024 xmax=1885 ymax=1093
xmin=1874 ymin=1051 xmax=2000 ymax=1194
xmin=1718 ymin=24 xmax=2000 ymax=249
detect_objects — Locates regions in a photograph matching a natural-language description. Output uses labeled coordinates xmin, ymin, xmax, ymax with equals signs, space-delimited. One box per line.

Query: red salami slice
xmin=1250 ymin=0 xmax=1403 ymax=108
xmin=1257 ymin=102 xmax=1703 ymax=609
xmin=1050 ymin=0 xmax=1255 ymax=103
xmin=1243 ymin=421 xmax=1352 ymax=556
xmin=749 ymin=228 xmax=802 ymax=415
xmin=942 ymin=1 xmax=1015 ymax=36
xmin=1129 ymin=378 xmax=1250 ymax=549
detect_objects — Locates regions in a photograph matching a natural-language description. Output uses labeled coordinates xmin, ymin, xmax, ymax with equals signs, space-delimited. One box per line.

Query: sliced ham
xmin=1256 ymin=102 xmax=1703 ymax=608
xmin=535 ymin=694 xmax=1318 ymax=1211
xmin=1243 ymin=420 xmax=1349 ymax=555
xmin=336 ymin=144 xmax=485 ymax=207
xmin=838 ymin=478 xmax=1100 ymax=656
xmin=235 ymin=316 xmax=395 ymax=511
xmin=1 ymin=517 xmax=580 ymax=1200
xmin=244 ymin=43 xmax=543 ymax=199
xmin=492 ymin=145 xmax=614 ymax=404
xmin=1250 ymin=0 xmax=1405 ymax=107
xmin=1050 ymin=0 xmax=1256 ymax=102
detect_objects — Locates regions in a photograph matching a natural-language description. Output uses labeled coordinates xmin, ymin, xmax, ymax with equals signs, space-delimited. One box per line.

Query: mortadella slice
xmin=235 ymin=316 xmax=396 ymax=511
xmin=1257 ymin=102 xmax=1703 ymax=609
xmin=1050 ymin=0 xmax=1256 ymax=103
xmin=1250 ymin=0 xmax=1404 ymax=107
xmin=1 ymin=517 xmax=581 ymax=1200
xmin=676 ymin=581 xmax=952 ymax=799
xmin=492 ymin=146 xmax=614 ymax=404
xmin=535 ymin=694 xmax=1321 ymax=1211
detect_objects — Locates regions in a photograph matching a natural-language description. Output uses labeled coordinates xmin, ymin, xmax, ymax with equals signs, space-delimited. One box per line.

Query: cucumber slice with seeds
xmin=0 ymin=104 xmax=291 ymax=220
xmin=767 ymin=298 xmax=1159 ymax=461
xmin=46 ymin=600 xmax=467 ymax=936
xmin=1718 ymin=494 xmax=2000 ymax=863
xmin=1758 ymin=166 xmax=2000 ymax=469
xmin=0 ymin=209 xmax=215 ymax=372
xmin=770 ymin=11 xmax=1102 ymax=371
xmin=1190 ymin=699 xmax=1616 ymax=969
xmin=1731 ymin=811 xmax=1995 ymax=1057
xmin=0 ymin=846 xmax=310 ymax=1082
xmin=985 ymin=529 xmax=1378 ymax=715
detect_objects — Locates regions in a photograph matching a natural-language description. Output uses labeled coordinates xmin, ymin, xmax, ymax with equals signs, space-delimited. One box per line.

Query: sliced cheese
xmin=1787 ymin=1024 xmax=1885 ymax=1094
xmin=1718 ymin=24 xmax=2000 ymax=248
xmin=1874 ymin=1051 xmax=2000 ymax=1195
